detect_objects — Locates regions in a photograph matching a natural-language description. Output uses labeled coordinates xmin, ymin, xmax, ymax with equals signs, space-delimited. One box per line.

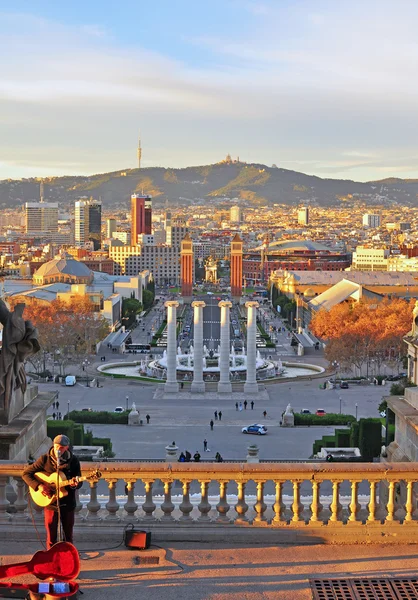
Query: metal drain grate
xmin=138 ymin=556 xmax=160 ymax=565
xmin=310 ymin=578 xmax=418 ymax=600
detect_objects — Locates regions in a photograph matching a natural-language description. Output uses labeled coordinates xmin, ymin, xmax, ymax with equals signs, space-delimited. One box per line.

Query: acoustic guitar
xmin=29 ymin=469 xmax=101 ymax=507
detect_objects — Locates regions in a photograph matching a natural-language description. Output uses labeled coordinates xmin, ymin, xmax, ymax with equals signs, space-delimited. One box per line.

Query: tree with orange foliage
xmin=310 ymin=298 xmax=413 ymax=374
xmin=7 ymin=296 xmax=110 ymax=374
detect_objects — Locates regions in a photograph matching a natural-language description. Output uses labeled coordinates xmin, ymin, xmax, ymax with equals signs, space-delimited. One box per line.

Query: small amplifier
xmin=124 ymin=528 xmax=151 ymax=550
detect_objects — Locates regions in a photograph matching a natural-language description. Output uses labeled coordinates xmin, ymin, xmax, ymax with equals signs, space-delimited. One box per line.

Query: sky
xmin=1 ymin=0 xmax=418 ymax=182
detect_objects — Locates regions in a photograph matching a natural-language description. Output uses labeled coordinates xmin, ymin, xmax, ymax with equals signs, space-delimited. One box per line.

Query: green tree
xmin=142 ymin=289 xmax=154 ymax=310
xmin=122 ymin=298 xmax=142 ymax=326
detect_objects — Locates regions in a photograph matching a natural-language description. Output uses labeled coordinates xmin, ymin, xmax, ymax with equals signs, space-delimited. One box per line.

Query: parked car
xmin=242 ymin=424 xmax=268 ymax=435
xmin=316 ymin=409 xmax=326 ymax=416
xmin=114 ymin=407 xmax=124 ymax=413
xmin=340 ymin=381 xmax=349 ymax=389
xmin=65 ymin=375 xmax=76 ymax=386
xmin=300 ymin=409 xmax=311 ymax=414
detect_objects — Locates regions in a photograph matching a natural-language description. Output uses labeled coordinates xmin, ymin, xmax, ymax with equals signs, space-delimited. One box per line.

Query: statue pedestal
xmin=0 ymin=385 xmax=57 ymax=460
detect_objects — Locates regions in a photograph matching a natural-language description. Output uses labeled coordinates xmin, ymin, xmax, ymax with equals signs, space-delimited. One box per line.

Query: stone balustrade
xmin=1 ymin=461 xmax=418 ymax=543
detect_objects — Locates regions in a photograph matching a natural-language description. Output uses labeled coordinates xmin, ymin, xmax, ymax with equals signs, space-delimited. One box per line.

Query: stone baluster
xmin=235 ymin=481 xmax=249 ymax=523
xmin=329 ymin=480 xmax=343 ymax=524
xmin=86 ymin=480 xmax=102 ymax=521
xmin=244 ymin=301 xmax=259 ymax=394
xmin=0 ymin=477 xmax=11 ymax=523
xmin=385 ymin=481 xmax=396 ymax=522
xmin=75 ymin=489 xmax=84 ymax=522
xmin=216 ymin=481 xmax=230 ymax=522
xmin=367 ymin=481 xmax=378 ymax=523
xmin=404 ymin=480 xmax=416 ymax=523
xmin=164 ymin=301 xmax=179 ymax=393
xmin=142 ymin=480 xmax=157 ymax=521
xmin=179 ymin=480 xmax=193 ymax=521
xmin=347 ymin=480 xmax=361 ymax=524
xmin=123 ymin=480 xmax=138 ymax=522
xmin=291 ymin=480 xmax=304 ymax=523
xmin=105 ymin=479 xmax=120 ymax=521
xmin=218 ymin=301 xmax=232 ymax=393
xmin=253 ymin=481 xmax=267 ymax=523
xmin=309 ymin=480 xmax=323 ymax=524
xmin=197 ymin=480 xmax=211 ymax=521
xmin=272 ymin=481 xmax=287 ymax=525
xmin=29 ymin=496 xmax=44 ymax=521
xmin=191 ymin=301 xmax=206 ymax=393
xmin=14 ymin=478 xmax=28 ymax=521
xmin=161 ymin=481 xmax=175 ymax=521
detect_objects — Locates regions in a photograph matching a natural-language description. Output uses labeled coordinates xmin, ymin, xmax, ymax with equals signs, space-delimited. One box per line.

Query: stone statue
xmin=0 ymin=300 xmax=40 ymax=422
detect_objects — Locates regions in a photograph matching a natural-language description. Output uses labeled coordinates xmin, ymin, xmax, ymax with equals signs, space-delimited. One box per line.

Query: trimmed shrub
xmin=47 ymin=420 xmax=75 ymax=442
xmin=294 ymin=413 xmax=356 ymax=426
xmin=68 ymin=410 xmax=129 ymax=424
xmin=350 ymin=422 xmax=359 ymax=447
xmin=335 ymin=429 xmax=351 ymax=447
xmin=91 ymin=438 xmax=113 ymax=452
xmin=358 ymin=418 xmax=382 ymax=461
xmin=313 ymin=439 xmax=323 ymax=455
xmin=322 ymin=435 xmax=336 ymax=448
xmin=72 ymin=424 xmax=84 ymax=445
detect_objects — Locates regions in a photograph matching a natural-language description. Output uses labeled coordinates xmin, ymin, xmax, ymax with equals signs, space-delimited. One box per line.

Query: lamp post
xmin=355 ymin=403 xmax=358 ymax=421
xmin=67 ymin=399 xmax=70 ymax=420
xmin=339 ymin=396 xmax=342 ymax=415
xmin=126 ymin=395 xmax=129 ymax=411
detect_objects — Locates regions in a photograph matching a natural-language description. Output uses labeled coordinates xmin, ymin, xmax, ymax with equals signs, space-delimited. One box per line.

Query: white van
xmin=65 ymin=375 xmax=76 ymax=386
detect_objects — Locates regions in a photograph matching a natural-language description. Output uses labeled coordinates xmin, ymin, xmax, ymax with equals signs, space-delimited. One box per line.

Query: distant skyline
xmin=1 ymin=0 xmax=418 ymax=182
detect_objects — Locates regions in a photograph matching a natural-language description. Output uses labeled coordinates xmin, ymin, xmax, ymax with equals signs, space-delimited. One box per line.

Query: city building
xmin=297 ymin=207 xmax=309 ymax=226
xmin=109 ymin=243 xmax=180 ymax=285
xmin=166 ymin=223 xmax=189 ymax=247
xmin=131 ymin=194 xmax=152 ymax=244
xmin=75 ymin=199 xmax=102 ymax=250
xmin=351 ymin=247 xmax=390 ymax=271
xmin=33 ymin=254 xmax=94 ymax=285
xmin=362 ymin=213 xmax=381 ymax=228
xmin=25 ymin=202 xmax=58 ymax=235
xmin=230 ymin=205 xmax=242 ymax=223
xmin=106 ymin=218 xmax=117 ymax=239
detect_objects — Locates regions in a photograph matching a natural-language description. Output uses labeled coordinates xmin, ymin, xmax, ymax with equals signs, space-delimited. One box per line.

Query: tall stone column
xmin=244 ymin=301 xmax=259 ymax=394
xmin=218 ymin=301 xmax=232 ymax=394
xmin=164 ymin=301 xmax=179 ymax=393
xmin=191 ymin=301 xmax=206 ymax=393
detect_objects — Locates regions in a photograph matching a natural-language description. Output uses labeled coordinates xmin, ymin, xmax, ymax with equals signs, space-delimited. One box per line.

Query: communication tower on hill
xmin=137 ymin=132 xmax=142 ymax=169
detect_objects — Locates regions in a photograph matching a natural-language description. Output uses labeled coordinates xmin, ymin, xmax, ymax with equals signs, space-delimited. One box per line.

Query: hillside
xmin=0 ymin=161 xmax=416 ymax=209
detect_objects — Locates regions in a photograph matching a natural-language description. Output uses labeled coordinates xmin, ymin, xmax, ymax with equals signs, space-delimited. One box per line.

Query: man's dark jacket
xmin=22 ymin=447 xmax=82 ymax=511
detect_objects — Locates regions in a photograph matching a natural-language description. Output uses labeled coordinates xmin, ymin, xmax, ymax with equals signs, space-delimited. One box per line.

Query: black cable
xmin=56 ymin=451 xmax=63 ymax=544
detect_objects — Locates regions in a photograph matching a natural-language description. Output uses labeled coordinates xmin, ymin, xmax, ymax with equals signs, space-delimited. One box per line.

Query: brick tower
xmin=181 ymin=232 xmax=193 ymax=302
xmin=231 ymin=233 xmax=243 ymax=301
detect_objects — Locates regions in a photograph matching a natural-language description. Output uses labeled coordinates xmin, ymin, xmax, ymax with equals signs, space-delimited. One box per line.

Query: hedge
xmin=359 ymin=418 xmax=382 ymax=461
xmin=47 ymin=420 xmax=75 ymax=441
xmin=350 ymin=422 xmax=359 ymax=447
xmin=322 ymin=435 xmax=336 ymax=448
xmin=68 ymin=410 xmax=129 ymax=424
xmin=91 ymin=438 xmax=113 ymax=452
xmin=72 ymin=424 xmax=85 ymax=445
xmin=335 ymin=429 xmax=351 ymax=447
xmin=294 ymin=413 xmax=356 ymax=426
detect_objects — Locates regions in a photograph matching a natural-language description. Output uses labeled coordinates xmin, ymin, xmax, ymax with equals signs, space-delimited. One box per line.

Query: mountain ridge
xmin=1 ymin=161 xmax=417 ymax=208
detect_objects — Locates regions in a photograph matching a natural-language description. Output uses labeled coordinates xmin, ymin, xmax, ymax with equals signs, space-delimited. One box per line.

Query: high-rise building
xmin=362 ymin=213 xmax=381 ymax=228
xmin=298 ymin=207 xmax=309 ymax=226
xmin=25 ymin=202 xmax=58 ymax=235
xmin=75 ymin=199 xmax=102 ymax=249
xmin=230 ymin=205 xmax=242 ymax=223
xmin=166 ymin=223 xmax=189 ymax=247
xmin=231 ymin=233 xmax=243 ymax=300
xmin=181 ymin=232 xmax=193 ymax=300
xmin=106 ymin=218 xmax=117 ymax=239
xmin=131 ymin=194 xmax=152 ymax=244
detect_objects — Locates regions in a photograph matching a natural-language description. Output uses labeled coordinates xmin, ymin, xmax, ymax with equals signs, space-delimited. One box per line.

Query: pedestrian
xmin=22 ymin=434 xmax=82 ymax=549
xmin=210 ymin=419 xmax=214 ymax=430
xmin=215 ymin=452 xmax=223 ymax=463
xmin=193 ymin=451 xmax=201 ymax=462
xmin=235 ymin=402 xmax=238 ymax=411
xmin=146 ymin=414 xmax=150 ymax=424
xmin=178 ymin=452 xmax=186 ymax=462
xmin=52 ymin=412 xmax=56 ymax=420
xmin=239 ymin=401 xmax=243 ymax=411
xmin=218 ymin=410 xmax=222 ymax=421
xmin=56 ymin=401 xmax=59 ymax=410
xmin=251 ymin=400 xmax=254 ymax=410
xmin=203 ymin=439 xmax=208 ymax=451
xmin=263 ymin=410 xmax=267 ymax=418
xmin=214 ymin=410 xmax=218 ymax=420
xmin=244 ymin=400 xmax=248 ymax=410
xmin=185 ymin=450 xmax=191 ymax=462
xmin=181 ymin=382 xmax=184 ymax=389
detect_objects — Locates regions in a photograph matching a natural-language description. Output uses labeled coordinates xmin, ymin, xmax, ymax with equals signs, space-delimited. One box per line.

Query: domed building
xmin=33 ymin=254 xmax=94 ymax=285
